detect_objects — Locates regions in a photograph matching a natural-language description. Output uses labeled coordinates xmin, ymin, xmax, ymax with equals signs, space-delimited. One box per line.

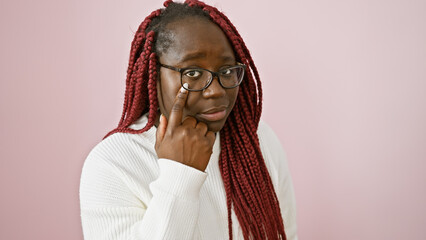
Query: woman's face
xmin=157 ymin=17 xmax=239 ymax=132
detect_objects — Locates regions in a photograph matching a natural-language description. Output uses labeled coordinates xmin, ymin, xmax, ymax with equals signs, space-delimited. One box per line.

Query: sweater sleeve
xmin=80 ymin=147 xmax=207 ymax=240
xmin=258 ymin=121 xmax=299 ymax=240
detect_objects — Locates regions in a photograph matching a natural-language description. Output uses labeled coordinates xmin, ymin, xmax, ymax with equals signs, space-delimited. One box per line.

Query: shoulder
xmin=257 ymin=120 xmax=287 ymax=160
xmin=257 ymin=122 xmax=298 ymax=239
xmin=85 ymin=113 xmax=157 ymax=167
xmin=256 ymin=120 xmax=289 ymax=182
xmin=257 ymin=120 xmax=279 ymax=144
xmin=80 ymin=114 xmax=159 ymax=207
xmin=85 ymin=131 xmax=156 ymax=170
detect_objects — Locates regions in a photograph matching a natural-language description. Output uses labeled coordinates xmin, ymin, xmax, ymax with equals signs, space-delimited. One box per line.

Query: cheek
xmin=228 ymin=87 xmax=239 ymax=108
xmin=158 ymin=71 xmax=182 ymax=117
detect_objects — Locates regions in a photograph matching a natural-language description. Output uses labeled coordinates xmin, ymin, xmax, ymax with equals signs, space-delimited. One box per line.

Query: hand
xmin=155 ymin=84 xmax=216 ymax=172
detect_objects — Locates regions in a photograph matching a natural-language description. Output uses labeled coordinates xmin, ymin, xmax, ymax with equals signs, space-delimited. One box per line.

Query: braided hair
xmin=104 ymin=1 xmax=287 ymax=239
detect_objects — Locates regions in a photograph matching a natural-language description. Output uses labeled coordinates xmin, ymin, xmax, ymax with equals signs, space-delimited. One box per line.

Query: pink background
xmin=1 ymin=0 xmax=425 ymax=239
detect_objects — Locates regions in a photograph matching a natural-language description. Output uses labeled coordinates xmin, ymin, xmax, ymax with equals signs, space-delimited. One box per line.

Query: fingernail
xmin=180 ymin=83 xmax=189 ymax=93
xmin=159 ymin=114 xmax=163 ymax=123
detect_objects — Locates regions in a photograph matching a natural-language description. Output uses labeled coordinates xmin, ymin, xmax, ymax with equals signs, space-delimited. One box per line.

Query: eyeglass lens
xmin=182 ymin=66 xmax=245 ymax=90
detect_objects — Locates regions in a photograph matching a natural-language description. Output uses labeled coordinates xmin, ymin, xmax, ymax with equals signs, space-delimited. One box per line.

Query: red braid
xmin=104 ymin=1 xmax=287 ymax=239
xmin=104 ymin=10 xmax=161 ymax=138
xmin=187 ymin=1 xmax=286 ymax=239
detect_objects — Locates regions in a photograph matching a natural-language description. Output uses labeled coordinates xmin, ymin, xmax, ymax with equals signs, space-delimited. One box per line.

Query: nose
xmin=202 ymin=75 xmax=226 ymax=98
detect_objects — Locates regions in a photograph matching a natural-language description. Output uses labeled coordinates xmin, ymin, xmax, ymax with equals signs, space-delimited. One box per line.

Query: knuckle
xmin=180 ymin=127 xmax=191 ymax=137
xmin=197 ymin=122 xmax=207 ymax=129
xmin=201 ymin=137 xmax=210 ymax=145
xmin=194 ymin=127 xmax=202 ymax=134
xmin=184 ymin=117 xmax=196 ymax=124
xmin=177 ymin=93 xmax=186 ymax=100
xmin=171 ymin=104 xmax=182 ymax=112
xmin=165 ymin=131 xmax=173 ymax=138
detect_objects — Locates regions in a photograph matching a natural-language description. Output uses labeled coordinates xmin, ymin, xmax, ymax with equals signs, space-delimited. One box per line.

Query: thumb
xmin=155 ymin=114 xmax=167 ymax=145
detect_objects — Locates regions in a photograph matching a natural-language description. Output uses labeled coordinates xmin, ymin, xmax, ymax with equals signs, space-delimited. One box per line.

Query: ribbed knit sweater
xmin=79 ymin=114 xmax=298 ymax=240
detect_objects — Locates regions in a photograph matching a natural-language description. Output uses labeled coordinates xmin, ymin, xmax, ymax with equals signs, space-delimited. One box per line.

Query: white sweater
xmin=79 ymin=114 xmax=298 ymax=240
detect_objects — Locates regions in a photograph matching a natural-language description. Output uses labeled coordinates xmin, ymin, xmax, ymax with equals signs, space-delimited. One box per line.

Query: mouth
xmin=197 ymin=106 xmax=227 ymax=122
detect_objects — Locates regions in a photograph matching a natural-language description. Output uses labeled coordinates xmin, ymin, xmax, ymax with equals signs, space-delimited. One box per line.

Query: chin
xmin=207 ymin=120 xmax=227 ymax=133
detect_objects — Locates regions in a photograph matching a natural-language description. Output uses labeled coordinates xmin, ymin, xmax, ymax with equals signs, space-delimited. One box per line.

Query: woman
xmin=79 ymin=0 xmax=298 ymax=239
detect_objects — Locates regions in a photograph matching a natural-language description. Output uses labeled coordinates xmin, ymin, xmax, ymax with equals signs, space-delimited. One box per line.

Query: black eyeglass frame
xmin=159 ymin=62 xmax=247 ymax=92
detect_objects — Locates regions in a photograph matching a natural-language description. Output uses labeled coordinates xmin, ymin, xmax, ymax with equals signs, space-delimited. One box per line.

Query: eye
xmin=184 ymin=70 xmax=202 ymax=78
xmin=220 ymin=68 xmax=233 ymax=75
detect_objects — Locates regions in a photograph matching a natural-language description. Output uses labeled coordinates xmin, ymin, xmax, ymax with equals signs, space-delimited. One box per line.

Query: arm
xmin=258 ymin=121 xmax=299 ymax=240
xmin=80 ymin=150 xmax=206 ymax=240
xmin=276 ymin=151 xmax=298 ymax=240
xmin=137 ymin=158 xmax=206 ymax=239
xmin=80 ymin=84 xmax=216 ymax=240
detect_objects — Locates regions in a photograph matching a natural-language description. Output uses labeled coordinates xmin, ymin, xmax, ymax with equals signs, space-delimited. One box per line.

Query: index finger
xmin=167 ymin=83 xmax=189 ymax=131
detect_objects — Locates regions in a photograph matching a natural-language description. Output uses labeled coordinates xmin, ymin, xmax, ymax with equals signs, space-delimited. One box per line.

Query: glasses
xmin=159 ymin=62 xmax=247 ymax=91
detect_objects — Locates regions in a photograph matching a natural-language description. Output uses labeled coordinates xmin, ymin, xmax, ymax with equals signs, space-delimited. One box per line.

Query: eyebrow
xmin=179 ymin=52 xmax=235 ymax=63
xmin=180 ymin=52 xmax=206 ymax=62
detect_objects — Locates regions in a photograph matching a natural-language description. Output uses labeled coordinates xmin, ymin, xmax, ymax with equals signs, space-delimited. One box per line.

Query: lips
xmin=197 ymin=106 xmax=228 ymax=121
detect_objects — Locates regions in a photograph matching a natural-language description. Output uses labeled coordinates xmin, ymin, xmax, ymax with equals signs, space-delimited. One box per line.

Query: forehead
xmin=159 ymin=17 xmax=235 ymax=65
